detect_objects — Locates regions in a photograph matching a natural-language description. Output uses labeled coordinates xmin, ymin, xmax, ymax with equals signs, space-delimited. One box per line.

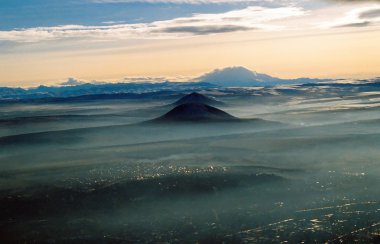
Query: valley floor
xmin=1 ymin=85 xmax=380 ymax=242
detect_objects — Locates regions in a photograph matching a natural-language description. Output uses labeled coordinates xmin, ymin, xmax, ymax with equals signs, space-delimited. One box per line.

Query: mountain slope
xmin=173 ymin=92 xmax=224 ymax=106
xmin=154 ymin=103 xmax=237 ymax=122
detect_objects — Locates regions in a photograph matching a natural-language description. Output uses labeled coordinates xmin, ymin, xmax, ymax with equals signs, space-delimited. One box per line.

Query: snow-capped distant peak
xmin=194 ymin=66 xmax=280 ymax=87
xmin=194 ymin=66 xmax=328 ymax=87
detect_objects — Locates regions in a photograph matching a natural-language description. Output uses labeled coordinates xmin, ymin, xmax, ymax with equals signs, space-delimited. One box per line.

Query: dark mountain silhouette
xmin=173 ymin=92 xmax=224 ymax=106
xmin=154 ymin=103 xmax=238 ymax=122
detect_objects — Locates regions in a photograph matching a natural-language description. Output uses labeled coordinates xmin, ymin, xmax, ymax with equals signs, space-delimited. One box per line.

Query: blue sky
xmin=0 ymin=0 xmax=274 ymax=30
xmin=3 ymin=0 xmax=377 ymax=43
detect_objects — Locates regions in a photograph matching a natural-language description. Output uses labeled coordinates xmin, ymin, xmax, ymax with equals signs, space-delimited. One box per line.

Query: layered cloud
xmin=0 ymin=6 xmax=305 ymax=43
xmin=1 ymin=1 xmax=379 ymax=44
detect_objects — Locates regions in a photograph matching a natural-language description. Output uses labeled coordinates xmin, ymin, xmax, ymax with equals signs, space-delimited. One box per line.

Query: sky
xmin=0 ymin=0 xmax=380 ymax=87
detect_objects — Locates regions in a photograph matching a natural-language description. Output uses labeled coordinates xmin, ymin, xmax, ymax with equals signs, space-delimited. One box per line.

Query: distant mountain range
xmin=0 ymin=82 xmax=217 ymax=101
xmin=0 ymin=66 xmax=346 ymax=102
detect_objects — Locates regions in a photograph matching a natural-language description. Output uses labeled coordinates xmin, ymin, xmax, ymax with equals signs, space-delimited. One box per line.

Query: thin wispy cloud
xmin=160 ymin=25 xmax=253 ymax=35
xmin=0 ymin=6 xmax=306 ymax=43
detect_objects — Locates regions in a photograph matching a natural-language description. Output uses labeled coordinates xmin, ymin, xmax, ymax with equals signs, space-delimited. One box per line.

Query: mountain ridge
xmin=0 ymin=66 xmax=341 ymax=101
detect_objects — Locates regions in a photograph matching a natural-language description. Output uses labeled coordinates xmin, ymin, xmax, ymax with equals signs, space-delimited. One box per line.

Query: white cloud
xmin=59 ymin=78 xmax=86 ymax=86
xmin=318 ymin=4 xmax=380 ymax=28
xmin=0 ymin=6 xmax=306 ymax=43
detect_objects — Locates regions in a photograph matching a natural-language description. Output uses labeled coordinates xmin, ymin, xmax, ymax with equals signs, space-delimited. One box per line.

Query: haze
xmin=1 ymin=0 xmax=380 ymax=242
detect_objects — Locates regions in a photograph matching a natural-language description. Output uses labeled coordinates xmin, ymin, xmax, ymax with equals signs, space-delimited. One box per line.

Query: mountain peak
xmin=194 ymin=66 xmax=329 ymax=87
xmin=194 ymin=66 xmax=281 ymax=87
xmin=173 ymin=92 xmax=224 ymax=106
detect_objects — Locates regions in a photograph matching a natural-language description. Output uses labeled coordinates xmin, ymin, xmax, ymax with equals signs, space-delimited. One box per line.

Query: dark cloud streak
xmin=159 ymin=25 xmax=253 ymax=35
xmin=336 ymin=21 xmax=371 ymax=28
xmin=359 ymin=8 xmax=380 ymax=19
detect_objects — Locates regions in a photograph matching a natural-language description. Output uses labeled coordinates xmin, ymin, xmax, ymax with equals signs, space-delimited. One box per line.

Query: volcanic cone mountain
xmin=154 ymin=103 xmax=237 ymax=122
xmin=173 ymin=92 xmax=224 ymax=106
